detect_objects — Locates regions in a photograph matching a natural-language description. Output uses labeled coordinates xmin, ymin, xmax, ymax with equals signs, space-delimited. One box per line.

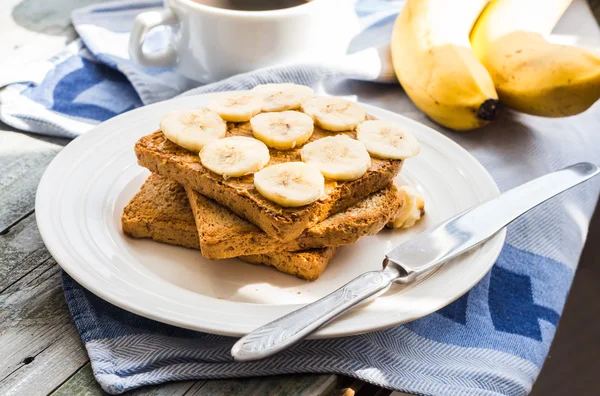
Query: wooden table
xmin=1 ymin=1 xmax=598 ymax=395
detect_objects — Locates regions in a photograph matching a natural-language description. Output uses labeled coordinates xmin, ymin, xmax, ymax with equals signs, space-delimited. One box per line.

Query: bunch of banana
xmin=391 ymin=0 xmax=600 ymax=130
xmin=390 ymin=0 xmax=499 ymax=131
xmin=470 ymin=0 xmax=600 ymax=117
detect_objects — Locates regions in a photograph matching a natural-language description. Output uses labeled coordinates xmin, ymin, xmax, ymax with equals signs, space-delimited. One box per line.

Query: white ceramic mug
xmin=129 ymin=0 xmax=360 ymax=83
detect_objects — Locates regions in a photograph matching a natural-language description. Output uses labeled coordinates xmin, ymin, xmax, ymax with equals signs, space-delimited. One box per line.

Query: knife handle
xmin=231 ymin=266 xmax=401 ymax=362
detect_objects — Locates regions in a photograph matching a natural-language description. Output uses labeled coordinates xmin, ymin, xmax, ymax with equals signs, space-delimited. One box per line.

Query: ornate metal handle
xmin=231 ymin=266 xmax=401 ymax=361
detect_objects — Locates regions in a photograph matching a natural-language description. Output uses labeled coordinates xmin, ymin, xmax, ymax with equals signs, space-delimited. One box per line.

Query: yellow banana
xmin=471 ymin=0 xmax=600 ymax=117
xmin=391 ymin=0 xmax=498 ymax=131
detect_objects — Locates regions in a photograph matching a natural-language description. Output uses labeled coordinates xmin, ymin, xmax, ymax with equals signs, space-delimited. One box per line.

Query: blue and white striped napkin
xmin=4 ymin=0 xmax=600 ymax=395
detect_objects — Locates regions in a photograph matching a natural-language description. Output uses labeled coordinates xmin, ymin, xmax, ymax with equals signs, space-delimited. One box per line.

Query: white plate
xmin=36 ymin=93 xmax=505 ymax=338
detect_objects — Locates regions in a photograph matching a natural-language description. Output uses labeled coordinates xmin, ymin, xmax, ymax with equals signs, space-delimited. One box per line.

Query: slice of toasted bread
xmin=135 ymin=115 xmax=403 ymax=241
xmin=121 ymin=174 xmax=336 ymax=280
xmin=185 ymin=182 xmax=399 ymax=259
xmin=121 ymin=174 xmax=201 ymax=250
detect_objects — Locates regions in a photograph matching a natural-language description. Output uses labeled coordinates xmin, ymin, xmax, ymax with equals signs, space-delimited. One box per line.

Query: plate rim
xmin=36 ymin=93 xmax=505 ymax=338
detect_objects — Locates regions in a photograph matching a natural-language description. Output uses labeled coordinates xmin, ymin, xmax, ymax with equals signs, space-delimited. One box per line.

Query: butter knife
xmin=231 ymin=162 xmax=599 ymax=361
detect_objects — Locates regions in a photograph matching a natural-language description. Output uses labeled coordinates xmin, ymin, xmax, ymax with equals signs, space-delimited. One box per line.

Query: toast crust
xmin=241 ymin=249 xmax=336 ymax=281
xmin=135 ymin=116 xmax=402 ymax=241
xmin=186 ymin=183 xmax=400 ymax=259
xmin=121 ymin=174 xmax=200 ymax=249
xmin=121 ymin=174 xmax=336 ymax=280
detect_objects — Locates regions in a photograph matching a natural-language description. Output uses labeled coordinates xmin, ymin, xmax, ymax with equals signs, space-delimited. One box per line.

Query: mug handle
xmin=129 ymin=9 xmax=178 ymax=67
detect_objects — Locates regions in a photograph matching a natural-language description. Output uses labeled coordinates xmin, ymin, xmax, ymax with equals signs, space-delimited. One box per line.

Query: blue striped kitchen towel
xmin=4 ymin=0 xmax=600 ymax=395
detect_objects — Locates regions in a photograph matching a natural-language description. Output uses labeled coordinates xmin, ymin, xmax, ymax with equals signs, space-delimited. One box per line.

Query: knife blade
xmin=231 ymin=162 xmax=599 ymax=362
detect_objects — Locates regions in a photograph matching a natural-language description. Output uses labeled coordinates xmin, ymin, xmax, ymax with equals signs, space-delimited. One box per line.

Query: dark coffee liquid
xmin=192 ymin=0 xmax=309 ymax=11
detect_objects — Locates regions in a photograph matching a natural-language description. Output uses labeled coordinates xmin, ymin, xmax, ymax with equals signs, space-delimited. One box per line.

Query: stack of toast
xmin=122 ymin=85 xmax=420 ymax=280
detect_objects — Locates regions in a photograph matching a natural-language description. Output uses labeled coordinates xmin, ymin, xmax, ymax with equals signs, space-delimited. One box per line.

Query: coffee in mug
xmin=192 ymin=0 xmax=309 ymax=11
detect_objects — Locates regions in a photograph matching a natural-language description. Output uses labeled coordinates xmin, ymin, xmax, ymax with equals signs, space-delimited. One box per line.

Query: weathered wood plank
xmin=0 ymin=131 xmax=66 ymax=232
xmin=51 ymin=362 xmax=203 ymax=396
xmin=0 ymin=285 xmax=89 ymax=395
xmin=0 ymin=211 xmax=88 ymax=396
xmin=50 ymin=363 xmax=106 ymax=396
xmin=0 ymin=258 xmax=89 ymax=396
xmin=0 ymin=213 xmax=50 ymax=292
xmin=185 ymin=374 xmax=338 ymax=396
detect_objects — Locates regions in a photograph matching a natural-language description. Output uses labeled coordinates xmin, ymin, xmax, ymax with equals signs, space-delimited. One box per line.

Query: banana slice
xmin=300 ymin=135 xmax=371 ymax=181
xmin=207 ymin=92 xmax=263 ymax=122
xmin=200 ymin=136 xmax=270 ymax=179
xmin=387 ymin=186 xmax=425 ymax=229
xmin=302 ymin=97 xmax=366 ymax=132
xmin=356 ymin=120 xmax=420 ymax=160
xmin=250 ymin=111 xmax=314 ymax=150
xmin=251 ymin=83 xmax=314 ymax=112
xmin=160 ymin=109 xmax=227 ymax=152
xmin=254 ymin=162 xmax=325 ymax=207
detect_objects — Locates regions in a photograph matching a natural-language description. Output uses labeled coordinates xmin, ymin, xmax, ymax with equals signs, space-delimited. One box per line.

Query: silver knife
xmin=231 ymin=162 xmax=599 ymax=361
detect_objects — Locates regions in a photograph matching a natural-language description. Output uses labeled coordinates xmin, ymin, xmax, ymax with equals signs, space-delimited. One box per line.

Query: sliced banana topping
xmin=387 ymin=186 xmax=425 ymax=229
xmin=160 ymin=109 xmax=227 ymax=152
xmin=250 ymin=111 xmax=314 ymax=150
xmin=207 ymin=92 xmax=263 ymax=122
xmin=302 ymin=97 xmax=366 ymax=132
xmin=251 ymin=83 xmax=314 ymax=112
xmin=200 ymin=136 xmax=270 ymax=179
xmin=254 ymin=162 xmax=325 ymax=207
xmin=301 ymin=135 xmax=371 ymax=181
xmin=356 ymin=120 xmax=420 ymax=160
